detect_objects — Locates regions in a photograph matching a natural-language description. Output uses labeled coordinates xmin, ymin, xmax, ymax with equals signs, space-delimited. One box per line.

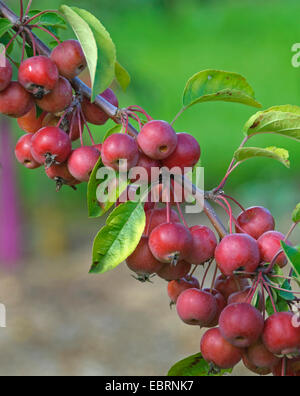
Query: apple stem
xmin=200 ymin=259 xmax=213 ymax=290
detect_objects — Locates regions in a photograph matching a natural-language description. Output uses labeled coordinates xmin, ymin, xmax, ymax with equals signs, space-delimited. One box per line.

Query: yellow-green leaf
xmin=115 ymin=61 xmax=131 ymax=91
xmin=234 ymin=146 xmax=290 ymax=168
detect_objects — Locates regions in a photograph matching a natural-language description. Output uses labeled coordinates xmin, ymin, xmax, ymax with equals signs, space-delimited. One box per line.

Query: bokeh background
xmin=0 ymin=0 xmax=299 ymax=376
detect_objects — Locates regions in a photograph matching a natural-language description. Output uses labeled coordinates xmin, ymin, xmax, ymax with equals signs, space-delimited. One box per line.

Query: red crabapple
xmin=51 ymin=40 xmax=87 ymax=79
xmin=176 ymin=288 xmax=217 ymax=326
xmin=101 ymin=133 xmax=139 ymax=172
xmin=242 ymin=354 xmax=271 ymax=376
xmin=126 ymin=236 xmax=164 ymax=279
xmin=35 ymin=77 xmax=73 ymax=114
xmin=81 ymin=88 xmax=118 ymax=125
xmin=144 ymin=208 xmax=180 ymax=234
xmin=215 ymin=233 xmax=261 ymax=276
xmin=18 ymin=56 xmax=59 ymax=98
xmin=162 ymin=132 xmax=201 ymax=172
xmin=130 ymin=153 xmax=161 ymax=184
xmin=0 ymin=57 xmax=12 ymax=92
xmin=67 ymin=146 xmax=100 ymax=182
xmin=17 ymin=106 xmax=46 ymax=133
xmin=15 ymin=134 xmax=41 ymax=169
xmin=201 ymin=328 xmax=243 ymax=369
xmin=228 ymin=287 xmax=264 ymax=312
xmin=157 ymin=260 xmax=191 ymax=281
xmin=245 ymin=340 xmax=280 ymax=371
xmin=0 ymin=81 xmax=34 ymax=118
xmin=236 ymin=206 xmax=275 ymax=239
xmin=257 ymin=231 xmax=291 ymax=268
xmin=214 ymin=275 xmax=249 ymax=301
xmin=272 ymin=358 xmax=300 ymax=376
xmin=149 ymin=222 xmax=193 ymax=264
xmin=203 ymin=288 xmax=227 ymax=328
xmin=137 ymin=120 xmax=178 ymax=160
xmin=262 ymin=312 xmax=300 ymax=355
xmin=186 ymin=225 xmax=217 ymax=265
xmin=219 ymin=303 xmax=264 ymax=348
xmin=167 ymin=276 xmax=200 ymax=304
xmin=45 ymin=162 xmax=80 ymax=190
xmin=31 ymin=126 xmax=72 ymax=166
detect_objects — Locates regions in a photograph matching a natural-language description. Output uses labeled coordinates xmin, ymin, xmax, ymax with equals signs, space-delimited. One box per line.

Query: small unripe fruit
xmin=219 ymin=303 xmax=264 ymax=348
xmin=236 ymin=206 xmax=275 ymax=239
xmin=15 ymin=134 xmax=41 ymax=169
xmin=17 ymin=106 xmax=46 ymax=133
xmin=126 ymin=236 xmax=164 ymax=277
xmin=51 ymin=40 xmax=87 ymax=79
xmin=101 ymin=133 xmax=139 ymax=172
xmin=157 ymin=260 xmax=191 ymax=281
xmin=68 ymin=146 xmax=100 ymax=182
xmin=176 ymin=288 xmax=217 ymax=326
xmin=168 ymin=276 xmax=200 ymax=304
xmin=214 ymin=275 xmax=249 ymax=301
xmin=201 ymin=328 xmax=243 ymax=369
xmin=186 ymin=225 xmax=217 ymax=265
xmin=31 ymin=126 xmax=72 ymax=165
xmin=258 ymin=231 xmax=291 ymax=268
xmin=18 ymin=56 xmax=59 ymax=98
xmin=149 ymin=222 xmax=193 ymax=264
xmin=0 ymin=81 xmax=34 ymax=118
xmin=215 ymin=233 xmax=261 ymax=276
xmin=0 ymin=57 xmax=13 ymax=92
xmin=162 ymin=132 xmax=201 ymax=172
xmin=262 ymin=312 xmax=300 ymax=355
xmin=137 ymin=120 xmax=178 ymax=160
xmin=81 ymin=88 xmax=118 ymax=125
xmin=35 ymin=77 xmax=73 ymax=113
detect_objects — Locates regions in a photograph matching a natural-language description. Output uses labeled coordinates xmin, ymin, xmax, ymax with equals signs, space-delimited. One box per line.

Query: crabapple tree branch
xmin=0 ymin=0 xmax=227 ymax=238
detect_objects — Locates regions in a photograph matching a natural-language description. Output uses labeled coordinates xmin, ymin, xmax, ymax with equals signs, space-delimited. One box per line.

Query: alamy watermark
xmin=291 ymin=302 xmax=300 ymax=328
xmin=291 ymin=43 xmax=300 ymax=68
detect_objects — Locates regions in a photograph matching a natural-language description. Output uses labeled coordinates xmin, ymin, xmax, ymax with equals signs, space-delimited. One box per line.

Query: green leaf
xmin=278 ymin=280 xmax=295 ymax=301
xmin=266 ymin=295 xmax=289 ymax=316
xmin=102 ymin=124 xmax=123 ymax=143
xmin=243 ymin=105 xmax=300 ymax=141
xmin=168 ymin=353 xmax=232 ymax=376
xmin=292 ymin=203 xmax=300 ymax=223
xmin=39 ymin=13 xmax=66 ymax=29
xmin=115 ymin=61 xmax=131 ymax=91
xmin=281 ymin=242 xmax=300 ymax=284
xmin=269 ymin=265 xmax=285 ymax=286
xmin=183 ymin=70 xmax=262 ymax=110
xmin=90 ymin=201 xmax=145 ymax=274
xmin=60 ymin=5 xmax=116 ymax=101
xmin=0 ymin=32 xmax=14 ymax=55
xmin=234 ymin=146 xmax=290 ymax=168
xmin=0 ymin=18 xmax=12 ymax=39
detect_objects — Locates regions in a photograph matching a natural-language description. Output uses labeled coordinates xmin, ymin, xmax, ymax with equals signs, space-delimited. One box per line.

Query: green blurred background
xmin=0 ymin=0 xmax=299 ymax=376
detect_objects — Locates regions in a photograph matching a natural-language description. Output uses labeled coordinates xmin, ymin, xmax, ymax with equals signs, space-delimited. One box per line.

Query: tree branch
xmin=0 ymin=0 xmax=227 ymax=238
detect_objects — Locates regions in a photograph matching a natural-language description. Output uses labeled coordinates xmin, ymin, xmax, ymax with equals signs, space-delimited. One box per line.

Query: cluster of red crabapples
xmin=126 ymin=204 xmax=300 ymax=376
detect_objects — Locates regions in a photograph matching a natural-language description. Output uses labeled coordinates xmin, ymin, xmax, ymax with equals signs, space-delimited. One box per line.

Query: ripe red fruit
xmin=68 ymin=146 xmax=100 ymax=182
xmin=157 ymin=260 xmax=191 ymax=281
xmin=101 ymin=133 xmax=139 ymax=172
xmin=244 ymin=340 xmax=280 ymax=371
xmin=215 ymin=233 xmax=261 ymax=276
xmin=186 ymin=225 xmax=217 ymax=265
xmin=149 ymin=222 xmax=193 ymax=264
xmin=203 ymin=288 xmax=227 ymax=328
xmin=0 ymin=57 xmax=13 ymax=92
xmin=130 ymin=153 xmax=161 ymax=184
xmin=15 ymin=134 xmax=41 ymax=169
xmin=219 ymin=303 xmax=264 ymax=348
xmin=51 ymin=40 xmax=87 ymax=79
xmin=46 ymin=162 xmax=79 ymax=190
xmin=31 ymin=126 xmax=72 ymax=166
xmin=201 ymin=328 xmax=243 ymax=369
xmin=242 ymin=354 xmax=271 ymax=376
xmin=81 ymin=88 xmax=118 ymax=125
xmin=0 ymin=81 xmax=34 ymax=118
xmin=176 ymin=288 xmax=217 ymax=326
xmin=236 ymin=206 xmax=275 ymax=240
xmin=144 ymin=208 xmax=180 ymax=234
xmin=35 ymin=77 xmax=73 ymax=113
xmin=214 ymin=275 xmax=249 ymax=301
xmin=17 ymin=106 xmax=46 ymax=133
xmin=167 ymin=276 xmax=200 ymax=304
xmin=137 ymin=120 xmax=178 ymax=160
xmin=272 ymin=358 xmax=300 ymax=377
xmin=18 ymin=56 xmax=59 ymax=98
xmin=126 ymin=236 xmax=164 ymax=280
xmin=162 ymin=132 xmax=201 ymax=172
xmin=262 ymin=312 xmax=300 ymax=355
xmin=228 ymin=287 xmax=264 ymax=312
xmin=257 ymin=231 xmax=290 ymax=268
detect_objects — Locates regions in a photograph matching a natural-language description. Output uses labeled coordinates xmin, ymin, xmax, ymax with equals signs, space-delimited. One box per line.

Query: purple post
xmin=0 ymin=117 xmax=22 ymax=268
